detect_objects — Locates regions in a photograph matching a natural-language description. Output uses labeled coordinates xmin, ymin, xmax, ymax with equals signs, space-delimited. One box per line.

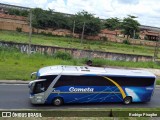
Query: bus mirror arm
xmin=31 ymin=72 xmax=37 ymax=79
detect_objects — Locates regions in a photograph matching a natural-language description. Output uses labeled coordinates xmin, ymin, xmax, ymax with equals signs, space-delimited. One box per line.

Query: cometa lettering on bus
xmin=69 ymin=87 xmax=94 ymax=92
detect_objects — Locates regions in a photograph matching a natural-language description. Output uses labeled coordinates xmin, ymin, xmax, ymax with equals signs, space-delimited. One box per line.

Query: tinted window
xmin=54 ymin=75 xmax=155 ymax=87
xmin=74 ymin=76 xmax=114 ymax=86
xmin=109 ymin=76 xmax=155 ymax=87
xmin=54 ymin=76 xmax=75 ymax=87
xmin=89 ymin=76 xmax=114 ymax=86
xmin=54 ymin=75 xmax=114 ymax=87
xmin=33 ymin=81 xmax=45 ymax=94
xmin=38 ymin=75 xmax=57 ymax=91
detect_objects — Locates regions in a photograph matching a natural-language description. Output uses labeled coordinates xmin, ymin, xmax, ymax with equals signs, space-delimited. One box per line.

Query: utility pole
xmin=153 ymin=32 xmax=160 ymax=62
xmin=72 ymin=20 xmax=75 ymax=42
xmin=81 ymin=22 xmax=85 ymax=44
xmin=28 ymin=9 xmax=32 ymax=55
xmin=133 ymin=30 xmax=135 ymax=39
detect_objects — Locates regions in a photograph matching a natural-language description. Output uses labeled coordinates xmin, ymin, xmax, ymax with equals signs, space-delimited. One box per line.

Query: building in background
xmin=0 ymin=3 xmax=30 ymax=11
xmin=139 ymin=25 xmax=160 ymax=41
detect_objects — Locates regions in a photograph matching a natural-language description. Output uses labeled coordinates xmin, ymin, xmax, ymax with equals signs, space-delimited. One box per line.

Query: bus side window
xmin=74 ymin=76 xmax=91 ymax=86
xmin=39 ymin=75 xmax=57 ymax=89
xmin=109 ymin=76 xmax=155 ymax=87
xmin=83 ymin=76 xmax=114 ymax=86
xmin=54 ymin=75 xmax=75 ymax=87
xmin=73 ymin=76 xmax=114 ymax=86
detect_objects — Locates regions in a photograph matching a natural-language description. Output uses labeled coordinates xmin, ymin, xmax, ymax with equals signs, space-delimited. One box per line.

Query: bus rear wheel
xmin=52 ymin=97 xmax=63 ymax=106
xmin=123 ymin=96 xmax=132 ymax=105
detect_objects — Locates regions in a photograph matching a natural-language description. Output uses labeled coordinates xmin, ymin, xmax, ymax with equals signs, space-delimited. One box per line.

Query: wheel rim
xmin=54 ymin=99 xmax=61 ymax=106
xmin=124 ymin=97 xmax=131 ymax=104
xmin=125 ymin=99 xmax=130 ymax=104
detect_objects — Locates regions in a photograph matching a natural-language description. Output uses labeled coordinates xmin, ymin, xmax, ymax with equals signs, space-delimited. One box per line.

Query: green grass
xmin=2 ymin=108 xmax=160 ymax=119
xmin=0 ymin=30 xmax=158 ymax=57
xmin=157 ymin=79 xmax=160 ymax=85
xmin=1 ymin=47 xmax=160 ymax=81
xmin=91 ymin=58 xmax=160 ymax=68
xmin=0 ymin=47 xmax=83 ymax=80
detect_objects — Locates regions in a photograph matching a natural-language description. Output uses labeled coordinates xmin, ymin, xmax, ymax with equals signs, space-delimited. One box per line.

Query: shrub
xmin=123 ymin=39 xmax=130 ymax=45
xmin=101 ymin=36 xmax=108 ymax=41
xmin=16 ymin=27 xmax=22 ymax=32
xmin=85 ymin=45 xmax=91 ymax=50
xmin=47 ymin=32 xmax=53 ymax=36
xmin=40 ymin=31 xmax=46 ymax=35
xmin=53 ymin=51 xmax=72 ymax=60
xmin=92 ymin=58 xmax=106 ymax=67
xmin=66 ymin=34 xmax=72 ymax=38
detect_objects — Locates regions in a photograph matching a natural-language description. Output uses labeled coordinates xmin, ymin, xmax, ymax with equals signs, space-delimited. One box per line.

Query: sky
xmin=1 ymin=0 xmax=160 ymax=27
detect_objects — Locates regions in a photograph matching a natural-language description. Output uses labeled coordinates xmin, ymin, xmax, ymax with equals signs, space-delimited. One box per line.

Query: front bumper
xmin=29 ymin=95 xmax=45 ymax=104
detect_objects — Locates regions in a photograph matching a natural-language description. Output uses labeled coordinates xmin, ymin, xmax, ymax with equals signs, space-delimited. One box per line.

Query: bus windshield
xmin=29 ymin=82 xmax=35 ymax=93
xmin=33 ymin=81 xmax=46 ymax=94
xmin=30 ymin=75 xmax=57 ymax=94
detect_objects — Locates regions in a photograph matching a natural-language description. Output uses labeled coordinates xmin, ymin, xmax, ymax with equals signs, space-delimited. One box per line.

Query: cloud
xmin=109 ymin=0 xmax=160 ymax=27
xmin=115 ymin=0 xmax=139 ymax=5
xmin=33 ymin=0 xmax=47 ymax=7
xmin=1 ymin=0 xmax=48 ymax=8
xmin=47 ymin=0 xmax=114 ymax=17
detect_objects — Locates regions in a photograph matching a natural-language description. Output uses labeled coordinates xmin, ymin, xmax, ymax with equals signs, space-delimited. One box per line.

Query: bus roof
xmin=37 ymin=65 xmax=156 ymax=78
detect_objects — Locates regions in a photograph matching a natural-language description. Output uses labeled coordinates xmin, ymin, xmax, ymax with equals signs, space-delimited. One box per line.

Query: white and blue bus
xmin=28 ymin=65 xmax=156 ymax=105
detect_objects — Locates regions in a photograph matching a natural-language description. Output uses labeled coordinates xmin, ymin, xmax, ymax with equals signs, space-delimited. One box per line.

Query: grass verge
xmin=156 ymin=79 xmax=160 ymax=85
xmin=0 ymin=47 xmax=83 ymax=80
xmin=0 ymin=30 xmax=158 ymax=56
xmin=0 ymin=108 xmax=159 ymax=119
xmin=0 ymin=46 xmax=160 ymax=81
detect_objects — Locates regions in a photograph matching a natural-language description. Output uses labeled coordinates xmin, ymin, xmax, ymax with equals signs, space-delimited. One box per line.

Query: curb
xmin=0 ymin=80 xmax=30 ymax=84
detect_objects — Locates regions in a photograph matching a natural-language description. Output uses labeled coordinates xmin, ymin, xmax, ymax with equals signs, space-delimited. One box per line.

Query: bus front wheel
xmin=52 ymin=97 xmax=63 ymax=106
xmin=123 ymin=96 xmax=132 ymax=105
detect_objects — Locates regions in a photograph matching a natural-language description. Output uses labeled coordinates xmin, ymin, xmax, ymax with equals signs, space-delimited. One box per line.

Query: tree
xmin=32 ymin=8 xmax=47 ymax=28
xmin=50 ymin=11 xmax=71 ymax=29
xmin=32 ymin=8 xmax=71 ymax=29
xmin=121 ymin=15 xmax=140 ymax=39
xmin=7 ymin=8 xmax=29 ymax=17
xmin=104 ymin=17 xmax=121 ymax=30
xmin=71 ymin=11 xmax=102 ymax=35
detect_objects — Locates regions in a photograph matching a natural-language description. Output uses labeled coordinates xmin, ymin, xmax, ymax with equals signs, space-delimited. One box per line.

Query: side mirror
xmin=31 ymin=72 xmax=37 ymax=79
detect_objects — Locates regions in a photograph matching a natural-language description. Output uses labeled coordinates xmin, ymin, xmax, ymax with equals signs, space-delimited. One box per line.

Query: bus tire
xmin=123 ymin=96 xmax=132 ymax=105
xmin=52 ymin=97 xmax=63 ymax=106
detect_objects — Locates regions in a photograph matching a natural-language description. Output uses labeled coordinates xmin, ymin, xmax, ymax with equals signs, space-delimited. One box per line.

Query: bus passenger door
xmin=44 ymin=74 xmax=62 ymax=104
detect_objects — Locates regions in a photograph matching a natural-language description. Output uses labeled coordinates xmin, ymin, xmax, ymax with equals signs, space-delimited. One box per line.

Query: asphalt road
xmin=0 ymin=84 xmax=160 ymax=109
